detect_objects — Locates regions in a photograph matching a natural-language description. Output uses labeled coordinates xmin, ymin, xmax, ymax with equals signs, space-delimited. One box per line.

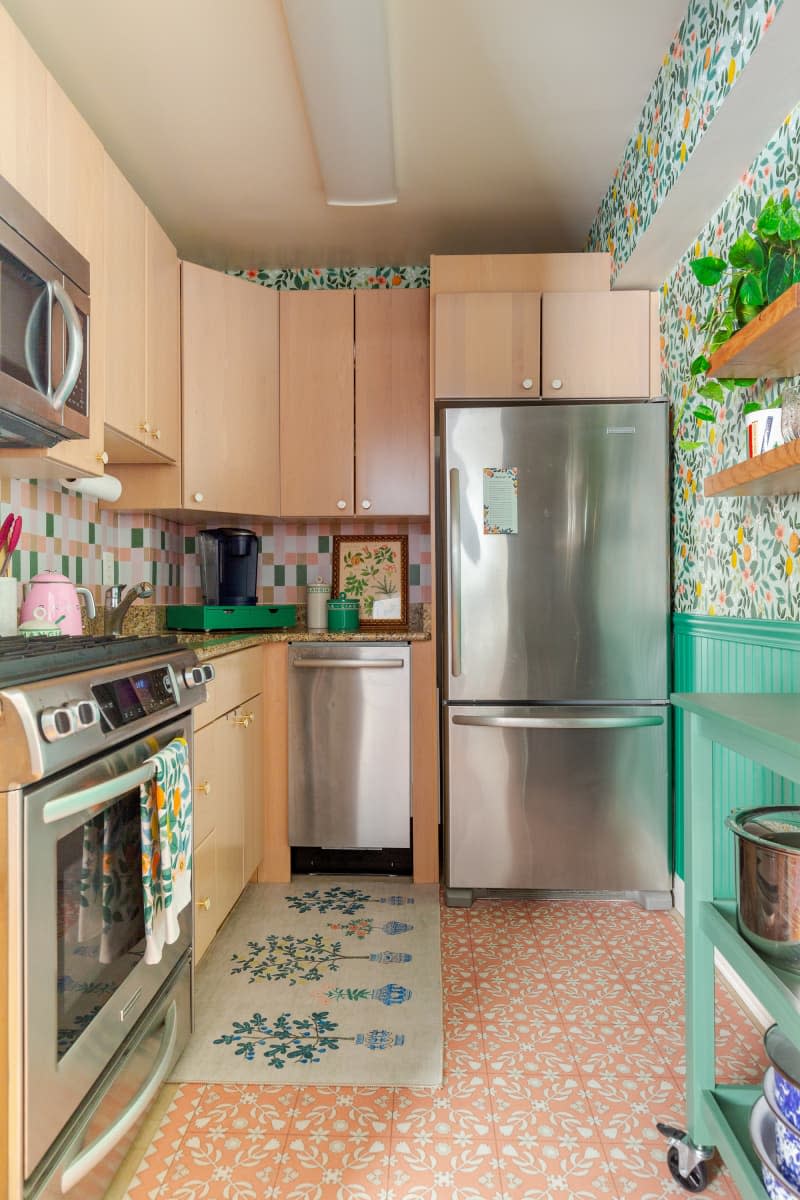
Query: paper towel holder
xmin=60 ymin=474 xmax=123 ymax=502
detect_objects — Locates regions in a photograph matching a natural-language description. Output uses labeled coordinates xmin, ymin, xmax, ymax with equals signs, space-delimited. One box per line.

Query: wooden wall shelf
xmin=707 ymin=283 xmax=800 ymax=379
xmin=704 ymin=439 xmax=800 ymax=497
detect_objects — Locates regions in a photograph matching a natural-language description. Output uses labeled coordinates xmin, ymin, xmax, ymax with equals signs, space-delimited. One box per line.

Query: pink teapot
xmin=20 ymin=571 xmax=97 ymax=635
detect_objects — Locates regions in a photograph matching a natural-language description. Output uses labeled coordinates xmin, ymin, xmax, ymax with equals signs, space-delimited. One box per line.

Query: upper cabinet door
xmin=355 ymin=289 xmax=430 ymax=516
xmin=0 ymin=8 xmax=47 ymax=215
xmin=280 ymin=291 xmax=355 ymax=518
xmin=541 ymin=291 xmax=651 ymax=399
xmin=103 ymin=156 xmax=146 ymax=444
xmin=182 ymin=264 xmax=279 ymax=516
xmin=144 ymin=209 xmax=179 ymax=462
xmin=435 ymin=292 xmax=541 ymax=399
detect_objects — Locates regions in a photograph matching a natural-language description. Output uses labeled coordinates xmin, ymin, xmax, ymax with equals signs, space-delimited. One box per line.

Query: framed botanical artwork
xmin=332 ymin=534 xmax=409 ymax=628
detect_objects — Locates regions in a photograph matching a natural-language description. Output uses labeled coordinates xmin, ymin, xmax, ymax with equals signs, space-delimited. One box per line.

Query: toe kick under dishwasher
xmin=288 ymin=643 xmax=411 ymax=866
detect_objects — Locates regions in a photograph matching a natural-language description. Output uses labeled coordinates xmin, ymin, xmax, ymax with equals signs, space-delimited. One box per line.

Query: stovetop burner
xmin=0 ymin=633 xmax=181 ymax=687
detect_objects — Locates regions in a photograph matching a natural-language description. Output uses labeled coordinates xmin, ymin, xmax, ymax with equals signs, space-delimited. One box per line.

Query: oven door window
xmin=56 ymin=788 xmax=146 ymax=1059
xmin=0 ymin=244 xmax=50 ymax=395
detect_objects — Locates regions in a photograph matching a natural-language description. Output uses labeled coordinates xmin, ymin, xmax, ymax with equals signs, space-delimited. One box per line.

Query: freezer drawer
xmin=288 ymin=643 xmax=411 ymax=849
xmin=444 ymin=704 xmax=670 ymax=896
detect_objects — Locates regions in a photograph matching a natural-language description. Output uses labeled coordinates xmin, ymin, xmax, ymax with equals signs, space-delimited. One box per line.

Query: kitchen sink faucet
xmin=104 ymin=581 xmax=154 ymax=636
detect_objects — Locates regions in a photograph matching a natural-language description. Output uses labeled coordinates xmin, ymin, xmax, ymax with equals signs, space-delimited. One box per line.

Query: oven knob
xmin=68 ymin=700 xmax=101 ymax=729
xmin=183 ymin=666 xmax=206 ymax=688
xmin=201 ymin=664 xmax=215 ymax=682
xmin=40 ymin=706 xmax=76 ymax=742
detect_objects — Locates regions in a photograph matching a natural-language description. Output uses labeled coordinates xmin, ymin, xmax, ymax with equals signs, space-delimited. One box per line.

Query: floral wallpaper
xmin=667 ymin=103 xmax=800 ymax=619
xmin=587 ymin=0 xmax=782 ymax=277
xmin=229 ymin=265 xmax=429 ymax=290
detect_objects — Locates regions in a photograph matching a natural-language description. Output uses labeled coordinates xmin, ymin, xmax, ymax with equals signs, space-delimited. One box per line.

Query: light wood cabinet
xmin=193 ymin=831 xmax=218 ymax=963
xmin=280 ymin=289 xmax=430 ymax=518
xmin=280 ymin=290 xmax=355 ymax=517
xmin=104 ymin=158 xmax=180 ymax=465
xmin=182 ymin=263 xmax=280 ymax=515
xmin=192 ymin=650 xmax=264 ymax=962
xmin=0 ymin=7 xmax=47 ymax=216
xmin=541 ymin=291 xmax=651 ymax=398
xmin=355 ymin=290 xmax=430 ymax=516
xmin=435 ymin=292 xmax=541 ymax=399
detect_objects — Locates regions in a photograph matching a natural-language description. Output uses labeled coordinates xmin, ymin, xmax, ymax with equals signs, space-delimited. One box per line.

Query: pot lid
xmin=765 ymin=1024 xmax=800 ymax=1090
xmin=725 ymin=805 xmax=800 ymax=853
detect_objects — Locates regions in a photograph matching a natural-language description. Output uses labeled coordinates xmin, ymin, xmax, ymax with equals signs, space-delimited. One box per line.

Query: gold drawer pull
xmin=197 ymin=896 xmax=211 ymax=911
xmin=197 ymin=780 xmax=211 ymax=795
xmin=231 ymin=711 xmax=255 ymax=728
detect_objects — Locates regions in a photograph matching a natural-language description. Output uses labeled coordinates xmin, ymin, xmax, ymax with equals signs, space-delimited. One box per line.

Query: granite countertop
xmin=176 ymin=628 xmax=430 ymax=661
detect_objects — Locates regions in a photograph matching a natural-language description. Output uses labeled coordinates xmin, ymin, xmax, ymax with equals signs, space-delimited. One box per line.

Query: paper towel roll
xmin=60 ymin=474 xmax=123 ymax=502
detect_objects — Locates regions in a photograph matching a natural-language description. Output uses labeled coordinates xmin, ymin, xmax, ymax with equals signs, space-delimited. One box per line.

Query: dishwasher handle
xmin=452 ymin=714 xmax=664 ymax=730
xmin=292 ymin=658 xmax=405 ymax=669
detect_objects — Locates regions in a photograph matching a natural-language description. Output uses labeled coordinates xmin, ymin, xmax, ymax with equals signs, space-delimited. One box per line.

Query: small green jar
xmin=327 ymin=591 xmax=360 ymax=632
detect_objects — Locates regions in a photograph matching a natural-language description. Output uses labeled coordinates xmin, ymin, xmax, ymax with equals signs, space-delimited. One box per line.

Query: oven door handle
xmin=59 ymin=999 xmax=178 ymax=1194
xmin=42 ymin=760 xmax=157 ymax=825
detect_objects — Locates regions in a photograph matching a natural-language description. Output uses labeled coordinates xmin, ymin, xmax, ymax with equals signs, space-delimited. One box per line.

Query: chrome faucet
xmin=103 ymin=581 xmax=154 ymax=636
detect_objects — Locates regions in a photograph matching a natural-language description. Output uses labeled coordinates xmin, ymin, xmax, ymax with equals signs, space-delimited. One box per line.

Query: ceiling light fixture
xmin=282 ymin=0 xmax=397 ymax=207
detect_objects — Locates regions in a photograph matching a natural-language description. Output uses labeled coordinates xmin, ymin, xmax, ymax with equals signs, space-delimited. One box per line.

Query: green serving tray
xmin=166 ymin=604 xmax=297 ymax=632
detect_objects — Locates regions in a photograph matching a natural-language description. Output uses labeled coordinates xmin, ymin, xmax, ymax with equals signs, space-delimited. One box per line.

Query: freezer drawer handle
xmin=449 ymin=467 xmax=462 ymax=678
xmin=452 ymin=714 xmax=664 ymax=730
xmin=59 ymin=998 xmax=177 ymax=1193
xmin=292 ymin=658 xmax=405 ymax=669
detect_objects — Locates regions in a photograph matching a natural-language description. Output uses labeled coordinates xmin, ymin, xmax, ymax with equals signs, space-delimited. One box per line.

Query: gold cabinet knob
xmin=197 ymin=896 xmax=211 ymax=911
xmin=336 ymin=500 xmax=347 ymax=510
xmin=97 ymin=451 xmax=109 ymax=465
xmin=231 ymin=711 xmax=255 ymax=728
xmin=139 ymin=420 xmax=151 ymax=434
xmin=550 ymin=378 xmax=563 ymax=391
xmin=361 ymin=499 xmax=372 ymax=510
xmin=522 ymin=378 xmax=533 ymax=390
xmin=197 ymin=780 xmax=211 ymax=795
xmin=193 ymin=492 xmax=204 ymax=503
xmin=151 ymin=429 xmax=161 ymax=440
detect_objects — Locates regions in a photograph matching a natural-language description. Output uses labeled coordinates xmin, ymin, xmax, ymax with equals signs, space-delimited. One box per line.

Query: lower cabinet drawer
xmin=194 ymin=829 xmax=218 ymax=963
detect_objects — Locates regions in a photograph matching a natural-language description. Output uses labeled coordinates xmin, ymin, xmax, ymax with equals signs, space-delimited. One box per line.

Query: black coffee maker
xmin=198 ymin=528 xmax=259 ymax=606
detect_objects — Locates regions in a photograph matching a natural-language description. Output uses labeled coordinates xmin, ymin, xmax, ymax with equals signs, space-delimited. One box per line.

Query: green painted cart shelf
xmin=672 ymin=692 xmax=800 ymax=1199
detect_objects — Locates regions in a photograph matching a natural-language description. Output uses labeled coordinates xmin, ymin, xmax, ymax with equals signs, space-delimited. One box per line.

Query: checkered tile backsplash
xmin=0 ymin=478 xmax=431 ymax=607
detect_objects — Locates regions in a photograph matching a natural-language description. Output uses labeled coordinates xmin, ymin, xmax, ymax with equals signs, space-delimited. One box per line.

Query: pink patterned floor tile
xmin=392 ymin=1086 xmax=494 ymax=1139
xmin=496 ymin=1137 xmax=617 ymax=1200
xmin=566 ymin=1015 xmax=662 ymax=1055
xmin=490 ymin=1073 xmax=597 ymax=1140
xmin=273 ymin=1135 xmax=390 ymax=1200
xmin=582 ymin=1073 xmax=685 ymax=1144
xmin=156 ymin=1129 xmax=284 ymax=1199
xmin=482 ymin=1017 xmax=569 ymax=1056
xmin=290 ymin=1087 xmax=394 ymax=1136
xmin=483 ymin=1044 xmax=579 ymax=1078
xmin=193 ymin=1083 xmax=298 ymax=1135
xmin=386 ymin=1137 xmax=503 ymax=1200
xmin=122 ymin=1085 xmax=204 ymax=1200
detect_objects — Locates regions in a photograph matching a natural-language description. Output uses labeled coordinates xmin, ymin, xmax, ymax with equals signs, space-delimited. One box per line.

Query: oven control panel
xmin=91 ymin=666 xmax=176 ymax=729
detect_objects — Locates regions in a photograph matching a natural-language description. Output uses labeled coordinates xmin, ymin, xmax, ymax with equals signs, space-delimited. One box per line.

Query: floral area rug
xmin=171 ymin=877 xmax=442 ymax=1086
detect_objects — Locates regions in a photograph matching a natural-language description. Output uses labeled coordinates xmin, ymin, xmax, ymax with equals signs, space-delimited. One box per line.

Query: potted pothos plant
xmin=675 ymin=194 xmax=800 ymax=450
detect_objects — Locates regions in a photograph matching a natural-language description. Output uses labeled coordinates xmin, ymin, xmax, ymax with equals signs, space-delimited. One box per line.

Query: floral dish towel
xmin=140 ymin=735 xmax=192 ymax=965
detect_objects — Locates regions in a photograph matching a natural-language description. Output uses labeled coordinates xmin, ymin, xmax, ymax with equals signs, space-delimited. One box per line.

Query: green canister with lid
xmin=327 ymin=591 xmax=360 ymax=632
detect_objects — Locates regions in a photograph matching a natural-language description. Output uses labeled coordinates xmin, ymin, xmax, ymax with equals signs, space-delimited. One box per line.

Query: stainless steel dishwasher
xmin=288 ymin=642 xmax=411 ymax=864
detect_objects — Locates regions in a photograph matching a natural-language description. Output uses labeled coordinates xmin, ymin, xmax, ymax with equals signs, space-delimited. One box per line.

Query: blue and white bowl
xmin=765 ymin=1067 xmax=800 ymax=1189
xmin=766 ymin=1026 xmax=800 ymax=1133
xmin=750 ymin=1095 xmax=800 ymax=1200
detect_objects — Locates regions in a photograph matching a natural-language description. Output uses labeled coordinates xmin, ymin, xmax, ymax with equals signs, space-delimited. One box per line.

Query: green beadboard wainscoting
xmin=673 ymin=613 xmax=800 ymax=895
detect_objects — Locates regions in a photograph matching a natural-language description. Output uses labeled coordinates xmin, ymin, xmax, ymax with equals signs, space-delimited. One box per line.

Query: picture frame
xmin=331 ymin=534 xmax=409 ymax=628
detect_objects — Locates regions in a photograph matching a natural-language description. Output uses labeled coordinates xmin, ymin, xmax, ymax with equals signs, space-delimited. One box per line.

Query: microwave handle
xmin=59 ymin=999 xmax=177 ymax=1194
xmin=42 ymin=759 xmax=157 ymax=825
xmin=50 ymin=280 xmax=84 ymax=412
xmin=23 ymin=283 xmax=52 ymax=397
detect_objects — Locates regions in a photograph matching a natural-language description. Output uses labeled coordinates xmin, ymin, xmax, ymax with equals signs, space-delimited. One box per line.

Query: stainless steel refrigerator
xmin=440 ymin=401 xmax=671 ymax=909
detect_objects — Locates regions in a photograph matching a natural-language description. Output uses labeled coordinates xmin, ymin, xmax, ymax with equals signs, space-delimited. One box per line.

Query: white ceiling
xmin=3 ymin=0 xmax=687 ymax=270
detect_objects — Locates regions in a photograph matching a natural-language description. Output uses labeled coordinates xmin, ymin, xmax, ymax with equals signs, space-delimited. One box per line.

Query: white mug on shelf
xmin=0 ymin=576 xmax=18 ymax=636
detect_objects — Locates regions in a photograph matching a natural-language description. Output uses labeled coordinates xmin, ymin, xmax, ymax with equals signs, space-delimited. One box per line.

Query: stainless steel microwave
xmin=0 ymin=173 xmax=90 ymax=448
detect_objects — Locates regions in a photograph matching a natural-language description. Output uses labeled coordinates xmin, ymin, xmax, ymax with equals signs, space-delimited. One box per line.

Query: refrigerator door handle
xmin=449 ymin=467 xmax=462 ymax=677
xmin=452 ymin=714 xmax=664 ymax=730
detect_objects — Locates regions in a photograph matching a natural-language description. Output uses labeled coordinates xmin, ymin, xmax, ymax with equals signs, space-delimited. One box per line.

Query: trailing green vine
xmin=675 ymin=194 xmax=800 ymax=449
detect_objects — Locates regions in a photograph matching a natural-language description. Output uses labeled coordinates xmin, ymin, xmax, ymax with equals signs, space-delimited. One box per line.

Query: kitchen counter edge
xmin=177 ymin=628 xmax=430 ymax=661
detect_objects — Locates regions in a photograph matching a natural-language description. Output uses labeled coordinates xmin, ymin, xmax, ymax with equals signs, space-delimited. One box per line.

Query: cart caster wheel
xmin=666 ymin=1146 xmax=708 ymax=1193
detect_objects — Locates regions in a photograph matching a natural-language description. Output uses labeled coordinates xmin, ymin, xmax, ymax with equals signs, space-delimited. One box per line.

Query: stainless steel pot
xmin=726 ymin=805 xmax=800 ymax=970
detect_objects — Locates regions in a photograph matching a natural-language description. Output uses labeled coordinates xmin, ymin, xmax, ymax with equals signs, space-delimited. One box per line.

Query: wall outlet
xmin=101 ymin=552 xmax=115 ymax=587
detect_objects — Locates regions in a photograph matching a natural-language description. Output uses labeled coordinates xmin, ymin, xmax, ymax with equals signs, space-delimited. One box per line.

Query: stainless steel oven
xmin=0 ymin=634 xmax=213 ymax=1200
xmin=24 ymin=714 xmax=193 ymax=1175
xmin=0 ymin=173 xmax=90 ymax=447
